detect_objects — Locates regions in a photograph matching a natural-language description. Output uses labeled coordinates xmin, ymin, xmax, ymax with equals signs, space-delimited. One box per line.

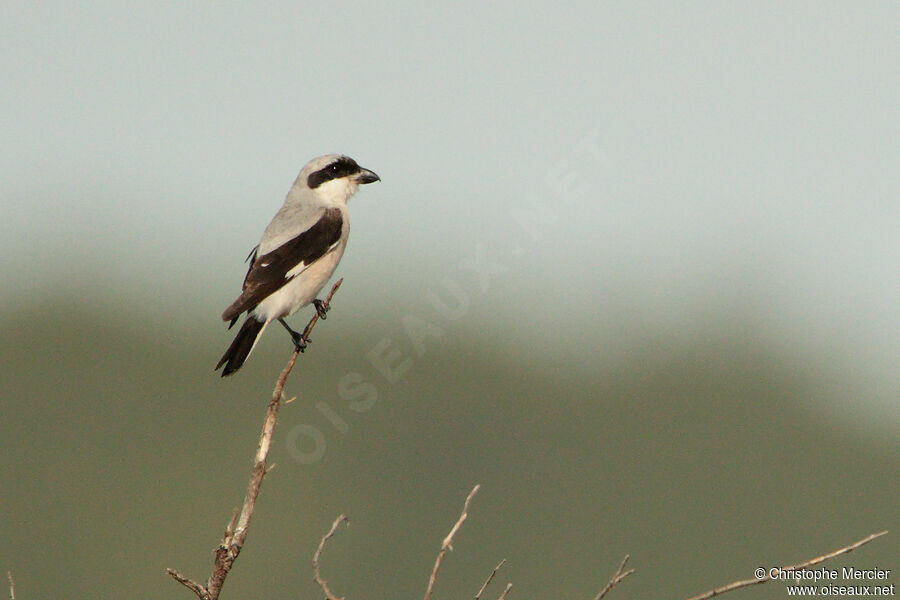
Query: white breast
xmin=251 ymin=206 xmax=350 ymax=323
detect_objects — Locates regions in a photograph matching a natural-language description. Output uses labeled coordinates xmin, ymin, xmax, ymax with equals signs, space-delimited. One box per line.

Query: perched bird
xmin=216 ymin=154 xmax=379 ymax=376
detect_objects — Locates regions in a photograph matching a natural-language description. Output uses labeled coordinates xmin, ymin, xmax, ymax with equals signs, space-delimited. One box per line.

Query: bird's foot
xmin=279 ymin=318 xmax=311 ymax=353
xmin=313 ymin=298 xmax=330 ymax=320
xmin=290 ymin=330 xmax=310 ymax=353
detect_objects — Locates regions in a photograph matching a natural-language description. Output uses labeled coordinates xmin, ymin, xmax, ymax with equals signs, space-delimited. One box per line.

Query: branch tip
xmin=313 ymin=514 xmax=350 ymax=600
xmin=593 ymin=554 xmax=635 ymax=600
xmin=424 ymin=485 xmax=482 ymax=600
xmin=475 ymin=559 xmax=507 ymax=600
xmin=497 ymin=582 xmax=513 ymax=600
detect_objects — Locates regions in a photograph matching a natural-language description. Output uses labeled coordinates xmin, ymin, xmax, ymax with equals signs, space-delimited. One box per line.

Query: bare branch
xmin=686 ymin=530 xmax=888 ymax=600
xmin=474 ymin=559 xmax=506 ymax=600
xmin=593 ymin=554 xmax=634 ymax=600
xmin=168 ymin=279 xmax=344 ymax=600
xmin=313 ymin=514 xmax=349 ymax=600
xmin=424 ymin=484 xmax=481 ymax=600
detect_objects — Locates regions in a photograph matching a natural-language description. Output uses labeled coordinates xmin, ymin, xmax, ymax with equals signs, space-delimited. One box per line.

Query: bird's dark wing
xmin=221 ymin=207 xmax=343 ymax=322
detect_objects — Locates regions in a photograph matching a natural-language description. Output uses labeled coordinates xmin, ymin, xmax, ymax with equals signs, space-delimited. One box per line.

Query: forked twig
xmin=593 ymin=554 xmax=635 ymax=600
xmin=167 ymin=279 xmax=344 ymax=600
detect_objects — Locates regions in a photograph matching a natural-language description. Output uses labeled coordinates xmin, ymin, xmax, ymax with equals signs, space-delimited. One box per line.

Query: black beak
xmin=356 ymin=168 xmax=380 ymax=184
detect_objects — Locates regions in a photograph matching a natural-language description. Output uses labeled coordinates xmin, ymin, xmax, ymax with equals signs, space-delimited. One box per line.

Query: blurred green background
xmin=1 ymin=2 xmax=897 ymax=599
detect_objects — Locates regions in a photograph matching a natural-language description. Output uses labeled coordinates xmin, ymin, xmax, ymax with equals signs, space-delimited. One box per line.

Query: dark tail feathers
xmin=216 ymin=318 xmax=266 ymax=376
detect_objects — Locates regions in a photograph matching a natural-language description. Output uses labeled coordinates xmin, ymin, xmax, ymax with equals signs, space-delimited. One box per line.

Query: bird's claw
xmin=290 ymin=331 xmax=310 ymax=353
xmin=313 ymin=298 xmax=330 ymax=320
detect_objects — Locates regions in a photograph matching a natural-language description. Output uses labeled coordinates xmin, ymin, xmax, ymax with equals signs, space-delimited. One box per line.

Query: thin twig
xmin=7 ymin=571 xmax=14 ymax=600
xmin=424 ymin=484 xmax=481 ymax=600
xmin=166 ymin=569 xmax=206 ymax=598
xmin=496 ymin=582 xmax=513 ymax=600
xmin=593 ymin=554 xmax=634 ymax=600
xmin=475 ymin=559 xmax=506 ymax=600
xmin=686 ymin=530 xmax=888 ymax=600
xmin=313 ymin=514 xmax=349 ymax=600
xmin=167 ymin=279 xmax=344 ymax=600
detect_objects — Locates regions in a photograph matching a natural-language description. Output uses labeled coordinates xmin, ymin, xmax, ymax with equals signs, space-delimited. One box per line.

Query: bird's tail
xmin=216 ymin=317 xmax=268 ymax=376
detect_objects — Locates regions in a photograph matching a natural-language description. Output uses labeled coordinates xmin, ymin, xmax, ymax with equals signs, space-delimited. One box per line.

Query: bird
xmin=215 ymin=154 xmax=379 ymax=376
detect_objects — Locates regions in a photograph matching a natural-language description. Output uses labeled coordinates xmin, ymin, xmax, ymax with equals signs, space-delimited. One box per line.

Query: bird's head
xmin=295 ymin=154 xmax=380 ymax=206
